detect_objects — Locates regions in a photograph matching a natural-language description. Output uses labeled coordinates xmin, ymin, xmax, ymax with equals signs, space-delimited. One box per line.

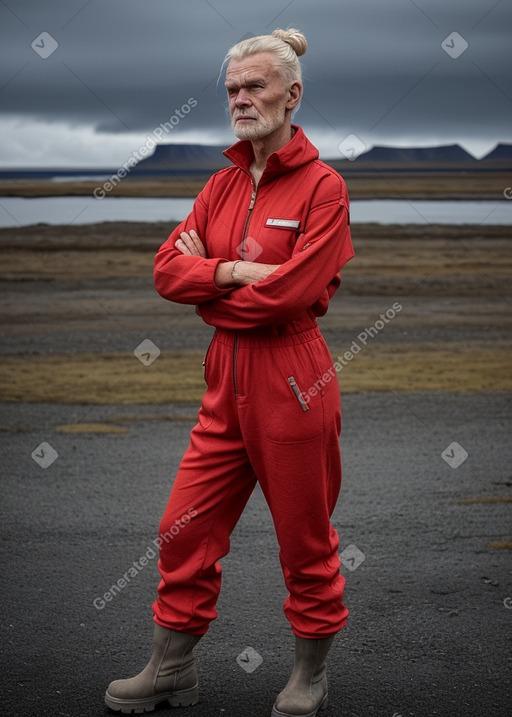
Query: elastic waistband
xmin=213 ymin=324 xmax=323 ymax=348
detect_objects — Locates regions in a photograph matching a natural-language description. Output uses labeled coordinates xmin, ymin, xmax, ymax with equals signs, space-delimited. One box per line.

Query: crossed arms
xmin=153 ymin=177 xmax=354 ymax=330
xmin=175 ymin=229 xmax=280 ymax=288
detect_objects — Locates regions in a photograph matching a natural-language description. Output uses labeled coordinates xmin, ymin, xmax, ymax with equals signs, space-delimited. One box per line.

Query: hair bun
xmin=272 ymin=28 xmax=307 ymax=57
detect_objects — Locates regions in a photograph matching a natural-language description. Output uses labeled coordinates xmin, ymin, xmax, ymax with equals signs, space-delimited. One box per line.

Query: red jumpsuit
xmin=152 ymin=125 xmax=355 ymax=639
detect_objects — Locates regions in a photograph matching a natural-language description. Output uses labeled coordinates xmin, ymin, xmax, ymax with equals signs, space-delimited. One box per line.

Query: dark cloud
xmin=0 ymin=0 xmax=510 ymax=162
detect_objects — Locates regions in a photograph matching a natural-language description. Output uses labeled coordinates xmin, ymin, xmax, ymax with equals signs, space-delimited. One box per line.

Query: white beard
xmin=231 ymin=107 xmax=286 ymax=141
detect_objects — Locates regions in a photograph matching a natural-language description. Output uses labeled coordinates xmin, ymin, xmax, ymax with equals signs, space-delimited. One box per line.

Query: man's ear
xmin=286 ymin=81 xmax=302 ymax=111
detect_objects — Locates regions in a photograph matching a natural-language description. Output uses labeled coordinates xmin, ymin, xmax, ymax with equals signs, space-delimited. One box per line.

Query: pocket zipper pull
xmin=287 ymin=376 xmax=310 ymax=412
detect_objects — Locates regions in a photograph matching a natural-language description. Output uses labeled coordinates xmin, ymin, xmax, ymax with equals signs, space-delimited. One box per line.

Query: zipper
xmin=287 ymin=376 xmax=310 ymax=412
xmin=233 ymin=333 xmax=239 ymax=396
xmin=233 ymin=182 xmax=257 ymax=397
xmin=239 ymin=185 xmax=257 ymax=259
xmin=202 ymin=342 xmax=212 ymax=384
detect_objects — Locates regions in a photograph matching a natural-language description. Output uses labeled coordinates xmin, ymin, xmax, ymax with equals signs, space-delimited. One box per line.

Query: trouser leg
xmin=153 ymin=357 xmax=256 ymax=634
xmin=238 ymin=334 xmax=348 ymax=638
xmin=255 ymin=423 xmax=347 ymax=638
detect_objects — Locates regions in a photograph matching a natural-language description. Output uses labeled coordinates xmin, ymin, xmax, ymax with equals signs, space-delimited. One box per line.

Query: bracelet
xmin=231 ymin=260 xmax=242 ymax=281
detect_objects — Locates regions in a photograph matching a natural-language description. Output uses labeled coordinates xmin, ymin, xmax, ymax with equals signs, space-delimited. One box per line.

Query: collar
xmin=223 ymin=124 xmax=319 ymax=182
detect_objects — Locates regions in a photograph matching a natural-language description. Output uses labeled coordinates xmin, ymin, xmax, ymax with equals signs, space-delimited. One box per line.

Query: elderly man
xmin=105 ymin=27 xmax=354 ymax=717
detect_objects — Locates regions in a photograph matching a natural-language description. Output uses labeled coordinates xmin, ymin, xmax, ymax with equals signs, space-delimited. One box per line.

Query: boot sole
xmin=105 ymin=683 xmax=199 ymax=713
xmin=271 ymin=692 xmax=328 ymax=717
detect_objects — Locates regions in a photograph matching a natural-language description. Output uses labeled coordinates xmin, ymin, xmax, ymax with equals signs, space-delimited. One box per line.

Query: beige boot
xmin=271 ymin=635 xmax=335 ymax=717
xmin=105 ymin=624 xmax=201 ymax=713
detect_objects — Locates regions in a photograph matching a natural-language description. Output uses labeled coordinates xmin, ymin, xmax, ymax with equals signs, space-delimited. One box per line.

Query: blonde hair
xmin=225 ymin=28 xmax=307 ymax=87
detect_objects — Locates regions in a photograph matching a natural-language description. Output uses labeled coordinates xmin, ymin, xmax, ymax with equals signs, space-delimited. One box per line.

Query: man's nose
xmin=234 ymin=89 xmax=251 ymax=106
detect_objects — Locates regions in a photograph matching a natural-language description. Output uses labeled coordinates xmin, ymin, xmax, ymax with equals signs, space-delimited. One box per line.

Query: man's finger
xmin=188 ymin=229 xmax=207 ymax=258
xmin=175 ymin=237 xmax=191 ymax=255
xmin=176 ymin=231 xmax=206 ymax=257
xmin=178 ymin=232 xmax=197 ymax=254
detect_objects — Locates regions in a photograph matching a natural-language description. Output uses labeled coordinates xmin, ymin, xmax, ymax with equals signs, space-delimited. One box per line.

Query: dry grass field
xmin=1 ymin=214 xmax=510 ymax=405
xmin=0 ymin=169 xmax=506 ymax=199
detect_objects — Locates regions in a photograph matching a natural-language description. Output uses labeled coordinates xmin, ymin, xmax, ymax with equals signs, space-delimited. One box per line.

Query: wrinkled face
xmin=225 ymin=52 xmax=293 ymax=141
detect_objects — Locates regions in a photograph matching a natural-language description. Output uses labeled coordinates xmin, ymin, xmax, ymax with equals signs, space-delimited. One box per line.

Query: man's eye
xmin=226 ymin=84 xmax=263 ymax=95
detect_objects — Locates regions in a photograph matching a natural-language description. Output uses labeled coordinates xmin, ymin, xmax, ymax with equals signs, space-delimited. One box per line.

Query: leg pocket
xmin=262 ymin=372 xmax=324 ymax=443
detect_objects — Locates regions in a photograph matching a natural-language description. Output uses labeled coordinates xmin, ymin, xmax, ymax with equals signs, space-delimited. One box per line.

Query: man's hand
xmin=175 ymin=229 xmax=280 ymax=288
xmin=175 ymin=230 xmax=206 ymax=257
xmin=232 ymin=260 xmax=280 ymax=285
xmin=215 ymin=259 xmax=280 ymax=287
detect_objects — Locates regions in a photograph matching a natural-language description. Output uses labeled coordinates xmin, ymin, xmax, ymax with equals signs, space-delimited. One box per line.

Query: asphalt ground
xmin=1 ymin=391 xmax=511 ymax=717
xmin=1 ymin=219 xmax=511 ymax=715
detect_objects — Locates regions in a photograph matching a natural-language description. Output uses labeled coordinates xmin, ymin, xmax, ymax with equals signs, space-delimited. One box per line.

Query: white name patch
xmin=265 ymin=218 xmax=301 ymax=229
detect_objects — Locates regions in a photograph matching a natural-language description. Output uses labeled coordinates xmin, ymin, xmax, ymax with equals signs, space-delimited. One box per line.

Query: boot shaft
xmin=292 ymin=635 xmax=335 ymax=682
xmin=272 ymin=635 xmax=335 ymax=716
xmin=150 ymin=625 xmax=201 ymax=691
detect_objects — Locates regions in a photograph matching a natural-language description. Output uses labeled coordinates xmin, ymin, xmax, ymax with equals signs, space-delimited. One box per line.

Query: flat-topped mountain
xmin=0 ymin=143 xmax=508 ymax=181
xmin=131 ymin=141 xmax=511 ymax=174
xmin=132 ymin=143 xmax=231 ymax=174
xmin=355 ymin=144 xmax=475 ymax=163
xmin=482 ymin=143 xmax=512 ymax=161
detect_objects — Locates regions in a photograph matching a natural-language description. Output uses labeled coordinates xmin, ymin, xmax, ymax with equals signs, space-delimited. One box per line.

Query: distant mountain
xmin=132 ymin=143 xmax=231 ymax=175
xmin=355 ymin=144 xmax=476 ymax=163
xmin=482 ymin=143 xmax=512 ymax=161
xmin=132 ymin=141 xmax=505 ymax=176
xmin=0 ymin=142 xmax=508 ymax=181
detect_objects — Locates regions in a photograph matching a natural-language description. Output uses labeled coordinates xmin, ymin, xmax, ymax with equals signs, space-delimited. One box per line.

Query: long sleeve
xmin=198 ymin=192 xmax=354 ymax=330
xmin=153 ymin=177 xmax=233 ymax=305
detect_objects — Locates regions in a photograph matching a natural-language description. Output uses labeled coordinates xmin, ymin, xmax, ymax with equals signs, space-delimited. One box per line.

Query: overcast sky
xmin=0 ymin=0 xmax=511 ymax=166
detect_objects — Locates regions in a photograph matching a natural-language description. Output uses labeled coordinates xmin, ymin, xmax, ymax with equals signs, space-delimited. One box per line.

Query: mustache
xmin=232 ymin=112 xmax=259 ymax=121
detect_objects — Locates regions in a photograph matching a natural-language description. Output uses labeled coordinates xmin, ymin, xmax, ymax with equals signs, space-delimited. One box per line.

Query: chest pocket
xmin=254 ymin=218 xmax=303 ymax=263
